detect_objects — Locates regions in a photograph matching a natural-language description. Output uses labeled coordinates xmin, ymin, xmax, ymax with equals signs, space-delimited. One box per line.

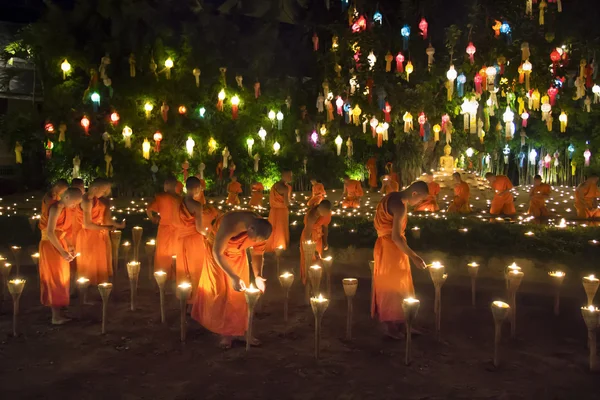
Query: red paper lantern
xmin=80 ymin=116 xmax=90 ymax=135
xmin=395 ymin=52 xmax=405 ymax=73
xmin=178 ymin=105 xmax=187 ymax=115
xmin=466 ymin=42 xmax=476 ymax=64
xmin=153 ymin=131 xmax=163 ymax=152
xmin=110 ymin=112 xmax=120 ymax=124
xmin=418 ymin=112 xmax=426 ymax=137
xmin=45 ymin=122 xmax=55 ymax=133
xmin=547 ymin=86 xmax=559 ymax=106
xmin=418 ymin=18 xmax=428 ymax=40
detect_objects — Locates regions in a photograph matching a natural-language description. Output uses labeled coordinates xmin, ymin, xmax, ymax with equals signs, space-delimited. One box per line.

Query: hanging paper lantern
xmin=80 ymin=116 xmax=90 ymax=135
xmin=258 ymin=127 xmax=267 ymax=143
xmin=246 ymin=137 xmax=254 ymax=156
xmin=164 ymin=57 xmax=173 ymax=79
xmin=539 ymin=0 xmax=547 ymax=26
xmin=45 ymin=139 xmax=54 ymax=159
xmin=456 ymin=74 xmax=466 ymax=97
xmin=418 ymin=112 xmax=426 ymax=137
xmin=144 ymin=102 xmax=153 ymax=118
xmin=273 ymin=141 xmax=281 ymax=155
xmin=503 ymin=145 xmax=511 ymax=164
xmin=500 ymin=22 xmax=511 ymax=44
xmin=335 ymin=96 xmax=344 ymax=115
xmin=383 ymin=102 xmax=392 ymax=122
xmin=584 ymin=149 xmax=592 ymax=166
xmin=110 ymin=112 xmax=120 ymax=124
xmin=375 ymin=124 xmax=384 ymax=147
xmin=403 ymin=112 xmax=413 ymax=133
xmin=592 ymin=84 xmax=600 ymax=104
xmin=474 ymin=74 xmax=483 ymax=94
xmin=503 ymin=107 xmax=515 ymax=138
xmin=559 ymin=111 xmax=568 ymax=132
xmin=401 ymin=25 xmax=411 ymax=50
xmin=492 ymin=20 xmax=502 ymax=37
xmin=426 ymin=45 xmax=435 ymax=69
xmin=178 ymin=105 xmax=187 ymax=115
xmin=367 ymin=51 xmax=376 ymax=70
xmin=405 ymin=61 xmax=413 ymax=81
xmin=199 ymin=107 xmax=206 ymax=118
xmin=550 ymin=49 xmax=561 ymax=74
xmin=186 ymin=136 xmax=195 ymax=156
xmin=334 ymin=135 xmax=343 ymax=155
xmin=369 ymin=117 xmax=378 ymax=137
xmin=395 ymin=52 xmax=405 ymax=73
xmin=432 ymin=124 xmax=441 ymax=142
xmin=231 ymin=95 xmax=240 ymax=119
xmin=320 ymin=124 xmax=328 ymax=136
xmin=276 ymin=111 xmax=284 ymax=130
xmin=45 ymin=122 xmax=55 ymax=133
xmin=521 ymin=112 xmax=529 ymax=127
xmin=373 ymin=11 xmax=382 ymax=25
xmin=521 ymin=42 xmax=530 ymax=61
xmin=153 ymin=131 xmax=163 ymax=152
xmin=142 ymin=139 xmax=151 ymax=160
xmin=466 ymin=42 xmax=476 ymax=64
xmin=268 ymin=110 xmax=276 ymax=126
xmin=466 ymin=148 xmax=474 ymax=158
xmin=217 ymin=89 xmax=226 ymax=112
xmin=311 ymin=131 xmax=318 ymax=144
xmin=446 ymin=66 xmax=457 ymax=100
xmin=528 ymin=149 xmax=537 ymax=165
xmin=522 ymin=60 xmax=532 ymax=90
xmin=208 ymin=137 xmax=218 ymax=154
xmin=418 ymin=18 xmax=428 ymax=39
xmin=90 ymin=92 xmax=100 ymax=112
xmin=60 ymin=59 xmax=71 ymax=80
xmin=547 ymin=86 xmax=558 ymax=105
xmin=122 ymin=126 xmax=132 ymax=148
xmin=486 ymin=66 xmax=497 ymax=88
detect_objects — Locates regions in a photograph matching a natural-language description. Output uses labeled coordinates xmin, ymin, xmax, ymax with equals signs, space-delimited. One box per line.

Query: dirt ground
xmin=0 ymin=247 xmax=598 ymax=400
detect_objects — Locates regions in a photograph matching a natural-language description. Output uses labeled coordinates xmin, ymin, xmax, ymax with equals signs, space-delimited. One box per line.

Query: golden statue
xmin=439 ymin=144 xmax=455 ymax=171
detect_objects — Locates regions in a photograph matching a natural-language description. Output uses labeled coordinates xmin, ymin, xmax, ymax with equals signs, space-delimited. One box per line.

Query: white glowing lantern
xmin=559 ymin=111 xmax=568 ymax=132
xmin=186 ymin=136 xmax=195 ymax=156
xmin=486 ymin=66 xmax=497 ymax=87
xmin=367 ymin=51 xmax=377 ymax=70
xmin=246 ymin=137 xmax=254 ymax=156
xmin=122 ymin=126 xmax=133 ymax=148
xmin=273 ymin=141 xmax=281 ymax=155
xmin=446 ymin=65 xmax=457 ymax=101
xmin=593 ymin=84 xmax=600 ymax=104
xmin=334 ymin=135 xmax=343 ymax=156
xmin=584 ymin=149 xmax=592 ymax=166
xmin=521 ymin=111 xmax=529 ymax=127
xmin=466 ymin=147 xmax=474 ymax=158
xmin=528 ymin=148 xmax=537 ymax=165
xmin=142 ymin=138 xmax=151 ymax=160
xmin=522 ymin=60 xmax=532 ymax=90
xmin=503 ymin=107 xmax=515 ymax=138
xmin=258 ymin=127 xmax=267 ymax=144
xmin=276 ymin=111 xmax=284 ymax=130
xmin=164 ymin=57 xmax=174 ymax=79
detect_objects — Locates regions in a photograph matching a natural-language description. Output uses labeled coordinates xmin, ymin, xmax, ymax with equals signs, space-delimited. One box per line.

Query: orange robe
xmin=226 ymin=182 xmax=242 ymax=205
xmin=75 ymin=198 xmax=112 ymax=285
xmin=203 ymin=205 xmax=222 ymax=235
xmin=176 ymin=201 xmax=207 ymax=303
xmin=175 ymin=181 xmax=184 ymax=195
xmin=193 ymin=179 xmax=207 ymax=205
xmin=299 ymin=208 xmax=332 ymax=284
xmin=489 ymin=175 xmax=516 ymax=215
xmin=575 ymin=184 xmax=600 ymax=218
xmin=382 ymin=181 xmax=400 ymax=196
xmin=192 ymin=216 xmax=267 ymax=336
xmin=39 ymin=204 xmax=72 ymax=307
xmin=413 ymin=182 xmax=440 ymax=212
xmin=248 ymin=183 xmax=265 ymax=208
xmin=341 ymin=180 xmax=364 ymax=208
xmin=447 ymin=182 xmax=471 ymax=213
xmin=40 ymin=194 xmax=59 ymax=228
xmin=372 ymin=196 xmax=414 ymax=322
xmin=147 ymin=193 xmax=181 ymax=278
xmin=366 ymin=158 xmax=378 ymax=188
xmin=528 ymin=183 xmax=551 ymax=217
xmin=307 ymin=183 xmax=326 ymax=207
xmin=265 ymin=184 xmax=291 ymax=251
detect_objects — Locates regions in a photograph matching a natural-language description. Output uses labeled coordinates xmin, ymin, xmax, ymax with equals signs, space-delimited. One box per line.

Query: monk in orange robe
xmin=175 ymin=181 xmax=184 ymax=195
xmin=192 ymin=176 xmax=207 ymax=205
xmin=265 ymin=170 xmax=292 ymax=252
xmin=373 ymin=183 xmax=429 ymax=339
xmin=341 ymin=175 xmax=364 ymax=208
xmin=76 ymin=179 xmax=125 ymax=285
xmin=39 ymin=188 xmax=82 ymax=324
xmin=307 ymin=179 xmax=326 ymax=207
xmin=575 ymin=174 xmax=600 ymax=218
xmin=485 ymin=173 xmax=516 ymax=216
xmin=385 ymin=162 xmax=399 ymax=185
xmin=226 ymin=176 xmax=243 ymax=206
xmin=366 ymin=157 xmax=378 ymax=189
xmin=380 ymin=175 xmax=400 ymax=196
xmin=146 ymin=177 xmax=182 ymax=279
xmin=41 ymin=179 xmax=69 ymax=219
xmin=299 ymin=200 xmax=332 ymax=284
xmin=68 ymin=178 xmax=85 ymax=294
xmin=413 ymin=172 xmax=440 ymax=212
xmin=447 ymin=172 xmax=471 ymax=214
xmin=192 ymin=211 xmax=272 ymax=348
xmin=528 ymin=175 xmax=551 ymax=218
xmin=248 ymin=182 xmax=265 ymax=208
xmin=176 ymin=177 xmax=206 ymax=303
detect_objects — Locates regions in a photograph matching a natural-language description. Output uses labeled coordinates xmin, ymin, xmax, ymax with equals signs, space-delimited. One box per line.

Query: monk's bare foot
xmin=218 ymin=336 xmax=233 ymax=349
xmin=52 ymin=316 xmax=72 ymax=325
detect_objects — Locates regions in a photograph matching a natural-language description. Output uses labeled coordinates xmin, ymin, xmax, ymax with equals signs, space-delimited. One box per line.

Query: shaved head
xmin=248 ymin=218 xmax=272 ymax=241
xmin=186 ymin=176 xmax=201 ymax=191
xmin=62 ymin=187 xmax=83 ymax=208
xmin=53 ymin=179 xmax=69 ymax=189
xmin=408 ymin=180 xmax=429 ymax=195
xmin=71 ymin=178 xmax=85 ymax=193
xmin=318 ymin=199 xmax=332 ymax=211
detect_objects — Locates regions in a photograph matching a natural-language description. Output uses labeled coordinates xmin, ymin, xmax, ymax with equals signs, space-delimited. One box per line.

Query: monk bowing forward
xmin=226 ymin=176 xmax=243 ymax=206
xmin=528 ymin=175 xmax=551 ymax=218
xmin=76 ymin=179 xmax=125 ymax=285
xmin=299 ymin=200 xmax=332 ymax=284
xmin=307 ymin=179 xmax=326 ymax=207
xmin=575 ymin=174 xmax=600 ymax=218
xmin=176 ymin=177 xmax=206 ymax=302
xmin=413 ymin=172 xmax=440 ymax=212
xmin=380 ymin=175 xmax=400 ymax=196
xmin=447 ymin=172 xmax=471 ymax=214
xmin=265 ymin=170 xmax=292 ymax=252
xmin=146 ymin=177 xmax=182 ymax=279
xmin=341 ymin=175 xmax=364 ymax=208
xmin=366 ymin=157 xmax=378 ymax=189
xmin=373 ymin=183 xmax=429 ymax=339
xmin=485 ymin=173 xmax=516 ymax=216
xmin=39 ymin=188 xmax=82 ymax=324
xmin=192 ymin=211 xmax=272 ymax=348
xmin=41 ymin=179 xmax=69 ymax=218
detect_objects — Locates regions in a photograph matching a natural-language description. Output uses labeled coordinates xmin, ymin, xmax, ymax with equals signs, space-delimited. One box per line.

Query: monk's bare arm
xmin=302 ymin=211 xmax=317 ymax=241
xmin=102 ymin=198 xmax=125 ymax=229
xmin=146 ymin=197 xmax=159 ymax=222
xmin=190 ymin=200 xmax=204 ymax=235
xmin=390 ymin=203 xmax=426 ymax=269
xmin=47 ymin=205 xmax=72 ymax=260
xmin=212 ymin=219 xmax=239 ymax=281
xmin=81 ymin=200 xmax=111 ymax=230
xmin=250 ymin=253 xmax=264 ymax=280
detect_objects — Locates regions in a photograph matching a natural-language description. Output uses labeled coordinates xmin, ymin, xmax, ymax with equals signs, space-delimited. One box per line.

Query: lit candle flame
xmin=133 ymin=226 xmax=143 ymax=230
xmin=583 ymin=305 xmax=599 ymax=312
xmin=430 ymin=261 xmax=444 ymax=269
xmin=323 ymin=256 xmax=333 ymax=261
xmin=492 ymin=300 xmax=509 ymax=308
xmin=411 ymin=226 xmax=420 ymax=230
xmin=147 ymin=240 xmax=156 ymax=245
xmin=403 ymin=297 xmax=420 ymax=304
xmin=468 ymin=262 xmax=479 ymax=268
xmin=584 ymin=275 xmax=599 ymax=282
xmin=31 ymin=253 xmax=40 ymax=258
xmin=549 ymin=271 xmax=565 ymax=278
xmin=524 ymin=231 xmax=534 ymax=236
xmin=178 ymin=282 xmax=192 ymax=290
xmin=122 ymin=241 xmax=131 ymax=246
xmin=343 ymin=278 xmax=358 ymax=283
xmin=77 ymin=277 xmax=89 ymax=284
xmin=507 ymin=262 xmax=520 ymax=271
xmin=280 ymin=272 xmax=293 ymax=279
xmin=310 ymin=264 xmax=322 ymax=270
xmin=154 ymin=270 xmax=166 ymax=276
xmin=9 ymin=278 xmax=24 ymax=285
xmin=245 ymin=283 xmax=260 ymax=293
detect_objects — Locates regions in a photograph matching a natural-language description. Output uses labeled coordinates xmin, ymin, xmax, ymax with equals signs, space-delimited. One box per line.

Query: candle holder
xmin=402 ymin=297 xmax=421 ymax=365
xmin=1 ymin=262 xmax=12 ymax=302
xmin=583 ymin=275 xmax=599 ymax=306
xmin=97 ymin=282 xmax=113 ymax=334
xmin=76 ymin=277 xmax=90 ymax=317
xmin=410 ymin=226 xmax=421 ymax=239
xmin=342 ymin=278 xmax=358 ymax=340
xmin=145 ymin=240 xmax=156 ymax=280
xmin=177 ymin=282 xmax=192 ymax=342
xmin=7 ymin=278 xmax=25 ymax=337
xmin=507 ymin=269 xmax=524 ymax=339
xmin=274 ymin=245 xmax=284 ymax=276
xmin=581 ymin=305 xmax=600 ymax=372
xmin=504 ymin=263 xmax=521 ymax=293
xmin=132 ymin=226 xmax=143 ymax=261
xmin=126 ymin=261 xmax=141 ymax=311
xmin=278 ymin=272 xmax=294 ymax=323
xmin=302 ymin=240 xmax=317 ymax=272
xmin=154 ymin=271 xmax=168 ymax=324
xmin=10 ymin=246 xmax=21 ymax=276
xmin=244 ymin=284 xmax=262 ymax=351
xmin=310 ymin=294 xmax=329 ymax=361
xmin=428 ymin=261 xmax=448 ymax=341
xmin=307 ymin=265 xmax=323 ymax=303
xmin=110 ymin=230 xmax=122 ymax=275
xmin=468 ymin=262 xmax=479 ymax=307
xmin=29 ymin=216 xmax=37 ymax=232
xmin=491 ymin=301 xmax=510 ymax=367
xmin=122 ymin=241 xmax=132 ymax=267
xmin=30 ymin=252 xmax=40 ymax=266
xmin=548 ymin=271 xmax=565 ymax=316
xmin=322 ymin=256 xmax=333 ymax=298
